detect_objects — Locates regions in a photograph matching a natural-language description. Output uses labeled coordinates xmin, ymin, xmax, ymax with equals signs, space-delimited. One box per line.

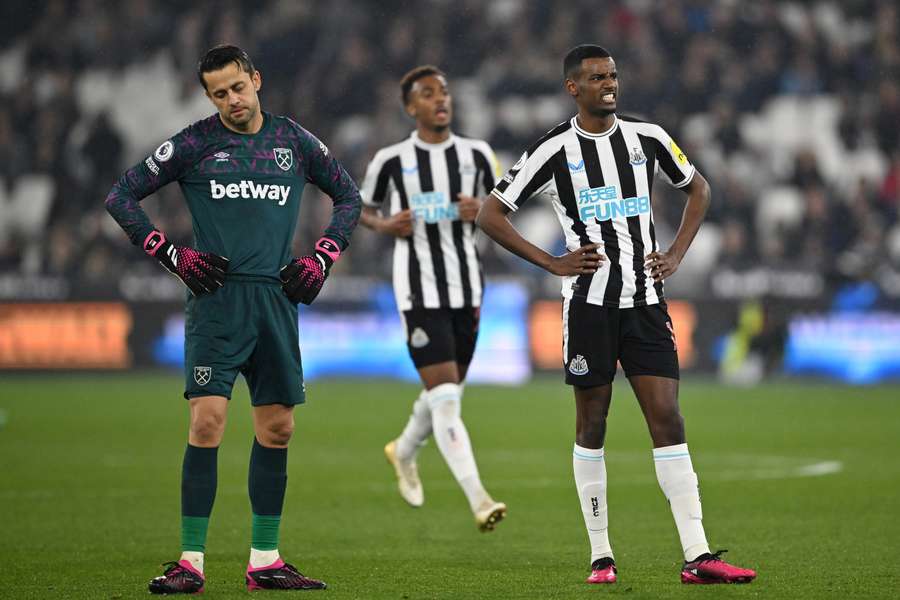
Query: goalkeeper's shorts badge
xmin=410 ymin=327 xmax=430 ymax=349
xmin=194 ymin=366 xmax=212 ymax=386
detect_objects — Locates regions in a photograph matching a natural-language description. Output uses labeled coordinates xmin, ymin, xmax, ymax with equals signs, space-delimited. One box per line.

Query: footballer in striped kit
xmin=478 ymin=44 xmax=756 ymax=585
xmin=360 ymin=65 xmax=506 ymax=532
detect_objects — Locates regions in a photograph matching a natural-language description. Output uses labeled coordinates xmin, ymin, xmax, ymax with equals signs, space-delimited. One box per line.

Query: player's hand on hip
xmin=456 ymin=194 xmax=482 ymax=222
xmin=549 ymin=243 xmax=604 ymax=276
xmin=280 ymin=237 xmax=342 ymax=305
xmin=143 ymin=230 xmax=228 ymax=296
xmin=381 ymin=209 xmax=414 ymax=238
xmin=645 ymin=250 xmax=681 ymax=282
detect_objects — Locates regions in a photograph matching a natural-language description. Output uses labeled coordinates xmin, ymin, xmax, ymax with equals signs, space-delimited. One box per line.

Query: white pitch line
xmin=794 ymin=460 xmax=844 ymax=477
xmin=706 ymin=460 xmax=844 ymax=482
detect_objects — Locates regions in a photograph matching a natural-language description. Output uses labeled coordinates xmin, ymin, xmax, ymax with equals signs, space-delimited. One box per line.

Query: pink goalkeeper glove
xmin=279 ymin=237 xmax=341 ymax=305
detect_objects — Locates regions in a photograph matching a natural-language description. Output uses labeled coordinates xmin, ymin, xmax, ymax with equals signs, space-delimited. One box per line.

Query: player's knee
xmin=577 ymin=418 xmax=607 ymax=448
xmin=649 ymin=411 xmax=684 ymax=446
xmin=578 ymin=401 xmax=608 ymax=430
xmin=258 ymin=418 xmax=294 ymax=447
xmin=190 ymin=412 xmax=226 ymax=445
xmin=425 ymin=383 xmax=461 ymax=421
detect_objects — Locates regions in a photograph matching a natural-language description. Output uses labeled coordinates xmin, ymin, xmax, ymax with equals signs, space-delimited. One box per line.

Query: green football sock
xmin=249 ymin=438 xmax=287 ymax=550
xmin=181 ymin=444 xmax=218 ymax=552
xmin=251 ymin=514 xmax=282 ymax=551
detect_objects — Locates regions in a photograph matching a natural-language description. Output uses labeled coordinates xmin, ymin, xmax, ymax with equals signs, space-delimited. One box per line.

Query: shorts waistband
xmin=225 ymin=273 xmax=281 ymax=285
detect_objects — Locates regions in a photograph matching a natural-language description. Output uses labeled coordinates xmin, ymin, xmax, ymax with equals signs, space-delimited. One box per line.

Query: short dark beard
xmin=224 ymin=106 xmax=256 ymax=130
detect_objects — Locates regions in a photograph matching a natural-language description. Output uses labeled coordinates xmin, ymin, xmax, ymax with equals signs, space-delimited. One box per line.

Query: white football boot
xmin=384 ymin=439 xmax=424 ymax=507
xmin=474 ymin=499 xmax=507 ymax=532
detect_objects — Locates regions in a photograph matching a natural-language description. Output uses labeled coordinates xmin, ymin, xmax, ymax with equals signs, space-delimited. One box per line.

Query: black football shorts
xmin=400 ymin=307 xmax=480 ymax=369
xmin=563 ymin=298 xmax=679 ymax=387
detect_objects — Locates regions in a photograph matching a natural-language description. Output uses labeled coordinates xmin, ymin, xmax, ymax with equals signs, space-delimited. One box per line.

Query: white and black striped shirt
xmin=492 ymin=115 xmax=695 ymax=308
xmin=362 ymin=131 xmax=500 ymax=311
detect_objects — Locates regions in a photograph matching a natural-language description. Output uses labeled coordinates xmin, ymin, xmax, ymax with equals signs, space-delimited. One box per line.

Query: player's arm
xmin=644 ymin=129 xmax=710 ymax=282
xmin=356 ymin=150 xmax=413 ymax=237
xmin=279 ymin=129 xmax=362 ymax=305
xmin=360 ymin=206 xmax=413 ymax=237
xmin=476 ymin=194 xmax=602 ymax=276
xmin=478 ymin=146 xmax=602 ymax=275
xmin=644 ymin=170 xmax=710 ymax=282
xmin=104 ymin=132 xmax=227 ymax=295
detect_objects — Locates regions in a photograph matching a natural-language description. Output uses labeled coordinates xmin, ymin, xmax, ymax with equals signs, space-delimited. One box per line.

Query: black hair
xmin=563 ymin=45 xmax=612 ymax=79
xmin=400 ymin=65 xmax=446 ymax=105
xmin=197 ymin=44 xmax=256 ymax=89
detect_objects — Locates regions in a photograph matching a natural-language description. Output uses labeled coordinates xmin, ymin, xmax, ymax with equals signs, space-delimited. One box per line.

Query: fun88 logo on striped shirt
xmin=410 ymin=191 xmax=459 ymax=223
xmin=577 ymin=185 xmax=650 ymax=222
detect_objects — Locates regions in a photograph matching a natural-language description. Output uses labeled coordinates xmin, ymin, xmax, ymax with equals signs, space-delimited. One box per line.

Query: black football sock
xmin=249 ymin=438 xmax=287 ymax=551
xmin=181 ymin=444 xmax=218 ymax=553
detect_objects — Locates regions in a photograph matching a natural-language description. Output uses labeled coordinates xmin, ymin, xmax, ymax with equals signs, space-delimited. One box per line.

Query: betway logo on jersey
xmin=410 ymin=191 xmax=459 ymax=223
xmin=209 ymin=179 xmax=290 ymax=206
xmin=577 ymin=185 xmax=649 ymax=222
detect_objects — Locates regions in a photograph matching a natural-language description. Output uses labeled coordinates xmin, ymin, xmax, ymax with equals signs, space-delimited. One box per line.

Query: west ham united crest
xmin=273 ymin=147 xmax=293 ymax=171
xmin=194 ymin=366 xmax=212 ymax=386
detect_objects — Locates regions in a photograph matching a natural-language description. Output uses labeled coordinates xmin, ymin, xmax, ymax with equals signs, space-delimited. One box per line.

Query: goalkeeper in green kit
xmin=105 ymin=45 xmax=361 ymax=593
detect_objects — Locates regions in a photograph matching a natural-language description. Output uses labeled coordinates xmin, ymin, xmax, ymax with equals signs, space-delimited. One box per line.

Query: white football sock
xmin=396 ymin=389 xmax=432 ymax=461
xmin=249 ymin=548 xmax=280 ymax=569
xmin=573 ymin=444 xmax=613 ymax=563
xmin=179 ymin=551 xmax=204 ymax=574
xmin=427 ymin=382 xmax=490 ymax=511
xmin=653 ymin=443 xmax=710 ymax=561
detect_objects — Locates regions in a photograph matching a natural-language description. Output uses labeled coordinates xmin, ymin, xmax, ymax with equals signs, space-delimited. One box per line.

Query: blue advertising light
xmin=784 ymin=312 xmax=900 ymax=384
xmin=153 ymin=281 xmax=532 ymax=384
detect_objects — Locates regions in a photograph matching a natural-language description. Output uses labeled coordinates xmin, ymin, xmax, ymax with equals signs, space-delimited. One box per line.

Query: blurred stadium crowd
xmin=1 ymin=0 xmax=899 ymax=302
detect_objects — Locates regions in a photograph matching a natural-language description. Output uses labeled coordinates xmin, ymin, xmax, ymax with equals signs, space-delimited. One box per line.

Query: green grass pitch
xmin=1 ymin=374 xmax=899 ymax=599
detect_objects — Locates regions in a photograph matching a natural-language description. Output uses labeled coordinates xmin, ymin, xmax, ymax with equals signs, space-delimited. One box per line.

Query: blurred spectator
xmin=83 ymin=112 xmax=123 ymax=188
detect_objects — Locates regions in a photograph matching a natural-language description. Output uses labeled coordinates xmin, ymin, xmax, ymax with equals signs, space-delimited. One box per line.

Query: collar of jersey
xmin=410 ymin=130 xmax=456 ymax=150
xmin=217 ymin=111 xmax=272 ymax=136
xmin=571 ymin=114 xmax=618 ymax=139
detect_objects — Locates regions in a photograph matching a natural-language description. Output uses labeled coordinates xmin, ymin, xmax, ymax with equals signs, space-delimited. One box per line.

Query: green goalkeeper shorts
xmin=183 ymin=278 xmax=306 ymax=406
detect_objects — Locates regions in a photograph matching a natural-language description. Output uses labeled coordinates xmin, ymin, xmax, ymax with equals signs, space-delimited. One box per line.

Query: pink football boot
xmin=681 ymin=550 xmax=756 ymax=584
xmin=586 ymin=557 xmax=617 ymax=584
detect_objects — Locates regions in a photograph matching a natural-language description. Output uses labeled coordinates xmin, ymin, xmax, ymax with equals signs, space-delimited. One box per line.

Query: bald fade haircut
xmin=563 ymin=44 xmax=612 ymax=79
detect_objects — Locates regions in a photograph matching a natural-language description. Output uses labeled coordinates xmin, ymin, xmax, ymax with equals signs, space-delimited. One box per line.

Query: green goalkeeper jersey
xmin=106 ymin=111 xmax=361 ymax=281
